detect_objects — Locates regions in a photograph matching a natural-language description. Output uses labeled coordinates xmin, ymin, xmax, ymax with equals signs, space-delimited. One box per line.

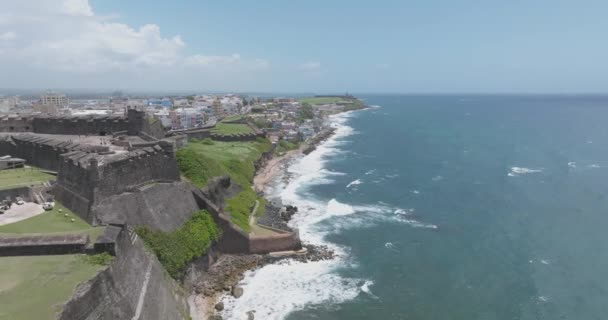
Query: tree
xmin=298 ymin=103 xmax=314 ymax=121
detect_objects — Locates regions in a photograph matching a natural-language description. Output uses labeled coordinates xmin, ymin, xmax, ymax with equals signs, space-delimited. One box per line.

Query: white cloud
xmin=185 ymin=53 xmax=242 ymax=66
xmin=184 ymin=54 xmax=270 ymax=70
xmin=61 ymin=0 xmax=93 ymax=16
xmin=0 ymin=0 xmax=268 ymax=76
xmin=0 ymin=31 xmax=17 ymax=41
xmin=298 ymin=61 xmax=321 ymax=71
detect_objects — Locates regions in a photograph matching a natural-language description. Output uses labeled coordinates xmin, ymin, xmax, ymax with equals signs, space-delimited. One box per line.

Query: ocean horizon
xmin=220 ymin=94 xmax=608 ymax=319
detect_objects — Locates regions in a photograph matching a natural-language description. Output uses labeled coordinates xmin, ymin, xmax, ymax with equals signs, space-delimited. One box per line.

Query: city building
xmin=41 ymin=92 xmax=68 ymax=107
xmin=212 ymin=98 xmax=223 ymax=117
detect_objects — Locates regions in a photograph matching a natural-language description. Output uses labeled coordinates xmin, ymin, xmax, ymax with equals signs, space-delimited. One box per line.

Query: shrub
xmin=82 ymin=252 xmax=113 ymax=266
xmin=201 ymin=138 xmax=214 ymax=145
xmin=136 ymin=210 xmax=220 ymax=279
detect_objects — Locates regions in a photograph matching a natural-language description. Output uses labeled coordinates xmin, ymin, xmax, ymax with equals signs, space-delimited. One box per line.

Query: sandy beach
xmin=253 ymin=148 xmax=300 ymax=193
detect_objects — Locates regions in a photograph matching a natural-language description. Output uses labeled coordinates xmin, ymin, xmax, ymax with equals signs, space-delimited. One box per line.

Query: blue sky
xmin=1 ymin=0 xmax=607 ymax=93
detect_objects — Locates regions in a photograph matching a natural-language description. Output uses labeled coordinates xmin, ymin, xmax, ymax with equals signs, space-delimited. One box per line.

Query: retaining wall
xmin=0 ymin=234 xmax=88 ymax=256
xmin=58 ymin=226 xmax=190 ymax=320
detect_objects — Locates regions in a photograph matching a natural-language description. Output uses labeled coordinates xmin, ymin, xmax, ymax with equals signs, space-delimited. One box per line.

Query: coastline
xmin=191 ymin=108 xmax=361 ymax=320
xmin=253 ymin=127 xmax=337 ymax=194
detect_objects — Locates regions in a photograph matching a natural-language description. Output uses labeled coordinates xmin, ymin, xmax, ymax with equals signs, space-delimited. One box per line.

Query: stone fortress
xmin=0 ymin=109 xmax=301 ymax=320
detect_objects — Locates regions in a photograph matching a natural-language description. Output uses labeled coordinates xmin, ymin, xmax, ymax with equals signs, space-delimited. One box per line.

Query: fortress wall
xmin=10 ymin=134 xmax=109 ymax=172
xmin=91 ymin=182 xmax=200 ymax=232
xmin=54 ymin=153 xmax=96 ymax=221
xmin=58 ymin=227 xmax=189 ymax=320
xmin=193 ymin=178 xmax=301 ymax=254
xmin=0 ymin=115 xmax=34 ymax=133
xmin=0 ymin=186 xmax=34 ymax=202
xmin=0 ymin=135 xmax=17 ymax=156
xmin=249 ymin=230 xmax=302 ymax=254
xmin=95 ymin=145 xmax=180 ymax=199
xmin=0 ymin=234 xmax=88 ymax=256
xmin=182 ymin=129 xmax=212 ymax=141
xmin=142 ymin=118 xmax=167 ymax=140
xmin=33 ymin=116 xmax=129 ymax=136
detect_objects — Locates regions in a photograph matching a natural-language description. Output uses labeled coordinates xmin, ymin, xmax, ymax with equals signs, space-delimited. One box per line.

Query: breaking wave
xmin=220 ymin=111 xmax=366 ymax=320
xmin=346 ymin=179 xmax=363 ymax=188
xmin=221 ymin=108 xmax=436 ymax=319
xmin=508 ymin=166 xmax=543 ymax=176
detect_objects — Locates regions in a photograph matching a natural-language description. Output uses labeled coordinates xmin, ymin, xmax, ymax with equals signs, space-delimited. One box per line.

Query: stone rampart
xmin=193 ymin=177 xmax=301 ymax=254
xmin=0 ymin=234 xmax=88 ymax=256
xmin=0 ymin=114 xmax=34 ymax=132
xmin=2 ymin=110 xmax=165 ymax=138
xmin=10 ymin=133 xmax=109 ymax=172
xmin=91 ymin=182 xmax=200 ymax=232
xmin=33 ymin=115 xmax=128 ymax=136
xmin=54 ymin=141 xmax=180 ymax=225
xmin=0 ymin=186 xmax=35 ymax=203
xmin=58 ymin=226 xmax=190 ymax=320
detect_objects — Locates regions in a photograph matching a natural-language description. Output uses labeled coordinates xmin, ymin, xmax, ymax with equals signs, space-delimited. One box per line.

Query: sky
xmin=1 ymin=0 xmax=607 ymax=93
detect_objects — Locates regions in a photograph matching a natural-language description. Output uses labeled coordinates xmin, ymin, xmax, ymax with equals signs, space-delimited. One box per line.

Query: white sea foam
xmin=432 ymin=175 xmax=444 ymax=181
xmin=221 ymin=109 xmax=437 ymax=319
xmin=568 ymin=162 xmax=576 ymax=168
xmin=221 ymin=111 xmax=365 ymax=319
xmin=509 ymin=167 xmax=543 ymax=176
xmin=540 ymin=259 xmax=551 ymax=265
xmin=394 ymin=208 xmax=415 ymax=216
xmin=538 ymin=296 xmax=549 ymax=302
xmin=588 ymin=164 xmax=600 ymax=168
xmin=220 ymin=259 xmax=362 ymax=320
xmin=365 ymin=169 xmax=376 ymax=175
xmin=411 ymin=190 xmax=420 ymax=194
xmin=360 ymin=280 xmax=379 ymax=299
xmin=346 ymin=179 xmax=363 ymax=188
xmin=326 ymin=198 xmax=356 ymax=216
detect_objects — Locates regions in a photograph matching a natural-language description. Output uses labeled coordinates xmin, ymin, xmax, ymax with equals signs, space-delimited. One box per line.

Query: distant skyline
xmin=1 ymin=0 xmax=607 ymax=93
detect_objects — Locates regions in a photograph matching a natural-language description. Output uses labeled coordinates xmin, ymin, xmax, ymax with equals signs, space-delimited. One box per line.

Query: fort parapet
xmin=53 ymin=141 xmax=180 ymax=224
xmin=0 ymin=109 xmax=165 ymax=139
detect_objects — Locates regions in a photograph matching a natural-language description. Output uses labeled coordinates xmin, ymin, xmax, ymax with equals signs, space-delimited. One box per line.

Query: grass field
xmin=0 ymin=167 xmax=55 ymax=190
xmin=298 ymin=96 xmax=350 ymax=105
xmin=0 ymin=254 xmax=104 ymax=320
xmin=211 ymin=123 xmax=254 ymax=135
xmin=221 ymin=114 xmax=243 ymax=122
xmin=176 ymin=139 xmax=272 ymax=231
xmin=0 ymin=202 xmax=104 ymax=240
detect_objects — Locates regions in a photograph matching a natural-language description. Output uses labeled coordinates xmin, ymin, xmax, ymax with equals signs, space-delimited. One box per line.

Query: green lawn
xmin=0 ymin=167 xmax=55 ymax=190
xmin=221 ymin=115 xmax=243 ymax=122
xmin=176 ymin=139 xmax=272 ymax=231
xmin=0 ymin=202 xmax=104 ymax=241
xmin=211 ymin=123 xmax=254 ymax=135
xmin=298 ymin=97 xmax=349 ymax=105
xmin=0 ymin=255 xmax=104 ymax=320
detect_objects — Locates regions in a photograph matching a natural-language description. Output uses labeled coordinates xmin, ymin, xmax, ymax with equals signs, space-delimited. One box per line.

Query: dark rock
xmin=214 ymin=302 xmax=224 ymax=311
xmin=256 ymin=202 xmax=292 ymax=232
xmin=246 ymin=310 xmax=255 ymax=320
xmin=232 ymin=286 xmax=244 ymax=298
xmin=208 ymin=316 xmax=223 ymax=320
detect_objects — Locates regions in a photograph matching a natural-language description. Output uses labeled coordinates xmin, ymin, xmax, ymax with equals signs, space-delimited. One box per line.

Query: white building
xmin=41 ymin=92 xmax=68 ymax=107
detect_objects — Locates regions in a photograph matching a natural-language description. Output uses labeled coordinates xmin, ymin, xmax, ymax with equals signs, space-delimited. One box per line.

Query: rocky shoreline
xmin=191 ymin=244 xmax=335 ymax=320
xmin=191 ymin=113 xmax=350 ymax=319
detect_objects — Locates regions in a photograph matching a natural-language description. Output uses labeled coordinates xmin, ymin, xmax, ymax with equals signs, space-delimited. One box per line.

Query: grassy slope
xmin=136 ymin=210 xmax=220 ymax=279
xmin=176 ymin=139 xmax=271 ymax=231
xmin=0 ymin=167 xmax=55 ymax=190
xmin=211 ymin=123 xmax=253 ymax=135
xmin=0 ymin=255 xmax=103 ymax=320
xmin=0 ymin=202 xmax=104 ymax=241
xmin=298 ymin=97 xmax=349 ymax=105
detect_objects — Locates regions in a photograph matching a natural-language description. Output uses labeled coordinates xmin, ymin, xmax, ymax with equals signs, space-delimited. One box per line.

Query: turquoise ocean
xmin=221 ymin=95 xmax=608 ymax=320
